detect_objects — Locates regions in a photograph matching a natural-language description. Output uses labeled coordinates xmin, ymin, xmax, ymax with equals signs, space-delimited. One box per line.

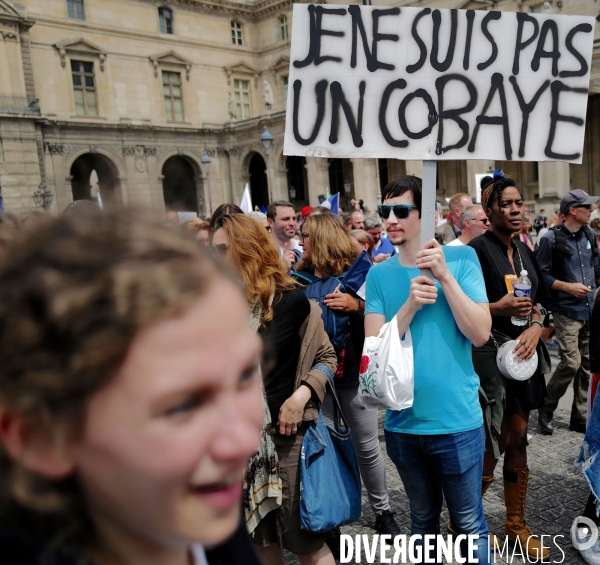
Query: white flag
xmin=240 ymin=183 xmax=252 ymax=214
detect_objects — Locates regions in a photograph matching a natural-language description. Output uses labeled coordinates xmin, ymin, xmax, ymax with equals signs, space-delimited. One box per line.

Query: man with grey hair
xmin=446 ymin=205 xmax=490 ymax=246
xmin=364 ymin=215 xmax=396 ymax=263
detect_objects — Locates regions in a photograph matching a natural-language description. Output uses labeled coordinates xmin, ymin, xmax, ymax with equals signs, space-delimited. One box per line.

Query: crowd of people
xmin=0 ymin=171 xmax=598 ymax=565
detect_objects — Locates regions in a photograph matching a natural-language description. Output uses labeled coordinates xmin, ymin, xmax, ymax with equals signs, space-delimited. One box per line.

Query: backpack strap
xmin=584 ymin=226 xmax=599 ymax=258
xmin=550 ymin=225 xmax=598 ymax=264
xmin=292 ymin=270 xmax=319 ymax=285
xmin=549 ymin=225 xmax=569 ymax=266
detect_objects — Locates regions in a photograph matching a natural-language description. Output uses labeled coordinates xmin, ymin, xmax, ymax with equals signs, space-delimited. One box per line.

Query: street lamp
xmin=289 ymin=185 xmax=296 ymax=202
xmin=259 ymin=126 xmax=274 ymax=203
xmin=32 ymin=183 xmax=53 ymax=211
xmin=260 ymin=126 xmax=274 ymax=154
xmin=201 ymin=150 xmax=212 ymax=216
xmin=343 ymin=179 xmax=351 ymax=214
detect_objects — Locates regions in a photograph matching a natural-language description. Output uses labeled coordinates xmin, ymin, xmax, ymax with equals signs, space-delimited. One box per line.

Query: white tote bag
xmin=358 ymin=315 xmax=414 ymax=411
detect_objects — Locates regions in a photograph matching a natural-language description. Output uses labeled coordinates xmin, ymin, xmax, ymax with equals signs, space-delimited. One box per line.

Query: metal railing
xmin=0 ymin=96 xmax=40 ymax=115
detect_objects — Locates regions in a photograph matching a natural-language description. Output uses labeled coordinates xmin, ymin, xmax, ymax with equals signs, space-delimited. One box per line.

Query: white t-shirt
xmin=191 ymin=545 xmax=209 ymax=565
xmin=446 ymin=238 xmax=465 ymax=246
xmin=276 ymin=238 xmax=302 ymax=257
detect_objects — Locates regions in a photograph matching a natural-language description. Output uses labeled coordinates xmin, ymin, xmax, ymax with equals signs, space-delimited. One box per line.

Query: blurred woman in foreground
xmin=0 ymin=209 xmax=264 ymax=565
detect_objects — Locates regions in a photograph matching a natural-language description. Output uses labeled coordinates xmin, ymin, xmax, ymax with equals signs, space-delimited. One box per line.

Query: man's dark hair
xmin=209 ymin=203 xmax=243 ymax=231
xmin=381 ymin=176 xmax=422 ymax=217
xmin=266 ymin=200 xmax=294 ymax=221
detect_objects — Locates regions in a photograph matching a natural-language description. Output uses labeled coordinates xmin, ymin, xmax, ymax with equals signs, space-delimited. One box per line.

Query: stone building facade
xmin=0 ymin=0 xmax=598 ymax=216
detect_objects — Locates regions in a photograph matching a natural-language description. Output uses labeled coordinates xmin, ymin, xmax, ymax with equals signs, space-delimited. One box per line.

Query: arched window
xmin=159 ymin=7 xmax=173 ymax=34
xmin=279 ymin=16 xmax=288 ymax=41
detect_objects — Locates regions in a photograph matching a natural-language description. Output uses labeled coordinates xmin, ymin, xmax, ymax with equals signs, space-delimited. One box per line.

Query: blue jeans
xmin=385 ymin=426 xmax=490 ymax=564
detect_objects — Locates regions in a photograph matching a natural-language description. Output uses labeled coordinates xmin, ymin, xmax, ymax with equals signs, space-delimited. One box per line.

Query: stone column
xmin=145 ymin=149 xmax=165 ymax=212
xmin=305 ymin=157 xmax=329 ymax=205
xmin=466 ymin=160 xmax=494 ymax=203
xmin=538 ymin=161 xmax=570 ymax=202
xmin=47 ymin=145 xmax=70 ymax=213
xmin=266 ymin=154 xmax=287 ymax=202
xmin=121 ymin=147 xmax=138 ymax=207
xmin=351 ymin=158 xmax=379 ymax=214
xmin=405 ymin=160 xmax=423 ymax=178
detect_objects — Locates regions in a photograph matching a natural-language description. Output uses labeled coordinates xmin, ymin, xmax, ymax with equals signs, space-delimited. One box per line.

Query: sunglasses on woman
xmin=376 ymin=204 xmax=417 ymax=220
xmin=212 ymin=243 xmax=229 ymax=258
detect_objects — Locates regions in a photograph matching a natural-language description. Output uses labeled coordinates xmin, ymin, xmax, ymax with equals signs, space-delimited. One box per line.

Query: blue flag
xmin=260 ymin=205 xmax=267 ymax=214
xmin=329 ymin=192 xmax=340 ymax=215
xmin=343 ymin=250 xmax=373 ymax=300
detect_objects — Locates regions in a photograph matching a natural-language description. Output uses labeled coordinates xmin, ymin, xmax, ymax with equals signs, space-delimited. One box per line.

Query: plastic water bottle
xmin=511 ymin=270 xmax=532 ymax=326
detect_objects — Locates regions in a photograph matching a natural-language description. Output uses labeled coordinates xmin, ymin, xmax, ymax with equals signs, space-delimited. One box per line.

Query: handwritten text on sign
xmin=283 ymin=5 xmax=595 ymax=163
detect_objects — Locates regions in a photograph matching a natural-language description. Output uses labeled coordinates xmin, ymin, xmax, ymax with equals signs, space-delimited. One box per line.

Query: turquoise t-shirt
xmin=365 ymin=245 xmax=488 ymax=435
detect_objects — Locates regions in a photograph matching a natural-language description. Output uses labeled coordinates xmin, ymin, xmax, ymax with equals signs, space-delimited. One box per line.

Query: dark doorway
xmin=162 ymin=156 xmax=198 ymax=212
xmin=328 ymin=158 xmax=354 ymax=202
xmin=249 ymin=153 xmax=269 ymax=210
xmin=286 ymin=156 xmax=307 ymax=206
xmin=70 ymin=153 xmax=120 ymax=208
xmin=378 ymin=159 xmax=389 ymax=191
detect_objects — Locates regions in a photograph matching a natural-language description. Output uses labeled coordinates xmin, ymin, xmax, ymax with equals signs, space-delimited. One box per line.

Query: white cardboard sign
xmin=283 ymin=5 xmax=595 ymax=164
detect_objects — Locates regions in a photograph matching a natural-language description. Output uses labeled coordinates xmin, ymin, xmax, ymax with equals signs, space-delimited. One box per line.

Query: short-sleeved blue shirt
xmin=373 ymin=237 xmax=397 ymax=257
xmin=365 ymin=246 xmax=488 ymax=435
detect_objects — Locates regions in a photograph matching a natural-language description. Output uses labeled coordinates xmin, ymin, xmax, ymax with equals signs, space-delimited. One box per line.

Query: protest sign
xmin=283 ymin=5 xmax=595 ymax=164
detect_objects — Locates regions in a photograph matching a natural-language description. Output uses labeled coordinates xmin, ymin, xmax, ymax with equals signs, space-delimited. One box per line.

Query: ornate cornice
xmin=138 ymin=0 xmax=296 ymax=22
xmin=46 ymin=143 xmax=64 ymax=154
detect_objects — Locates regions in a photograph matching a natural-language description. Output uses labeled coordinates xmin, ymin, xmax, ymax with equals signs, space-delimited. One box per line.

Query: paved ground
xmin=284 ymin=350 xmax=592 ymax=564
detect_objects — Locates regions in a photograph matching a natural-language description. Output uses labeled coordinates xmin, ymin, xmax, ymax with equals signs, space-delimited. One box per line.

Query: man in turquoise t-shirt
xmin=365 ymin=176 xmax=492 ymax=564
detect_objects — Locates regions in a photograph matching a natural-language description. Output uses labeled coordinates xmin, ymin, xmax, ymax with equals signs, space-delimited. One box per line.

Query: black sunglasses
xmin=576 ymin=204 xmax=592 ymax=210
xmin=300 ymin=231 xmax=310 ymax=242
xmin=377 ymin=204 xmax=417 ymax=220
xmin=213 ymin=243 xmax=229 ymax=257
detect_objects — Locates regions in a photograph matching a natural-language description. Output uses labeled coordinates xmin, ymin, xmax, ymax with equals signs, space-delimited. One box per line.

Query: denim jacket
xmin=575 ymin=296 xmax=600 ymax=512
xmin=576 ymin=399 xmax=600 ymax=514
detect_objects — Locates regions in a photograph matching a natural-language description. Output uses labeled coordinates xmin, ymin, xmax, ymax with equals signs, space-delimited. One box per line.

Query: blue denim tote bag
xmin=299 ymin=373 xmax=362 ymax=532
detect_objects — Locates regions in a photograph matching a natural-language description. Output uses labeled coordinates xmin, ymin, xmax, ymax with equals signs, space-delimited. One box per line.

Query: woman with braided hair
xmin=468 ymin=170 xmax=551 ymax=560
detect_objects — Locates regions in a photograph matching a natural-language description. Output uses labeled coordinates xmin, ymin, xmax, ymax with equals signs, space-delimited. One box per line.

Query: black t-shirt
xmin=259 ymin=286 xmax=310 ymax=424
xmin=469 ymin=231 xmax=549 ymax=339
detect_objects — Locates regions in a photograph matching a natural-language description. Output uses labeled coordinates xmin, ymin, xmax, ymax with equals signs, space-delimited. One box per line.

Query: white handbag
xmin=496 ymin=339 xmax=538 ymax=381
xmin=358 ymin=315 xmax=414 ymax=411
